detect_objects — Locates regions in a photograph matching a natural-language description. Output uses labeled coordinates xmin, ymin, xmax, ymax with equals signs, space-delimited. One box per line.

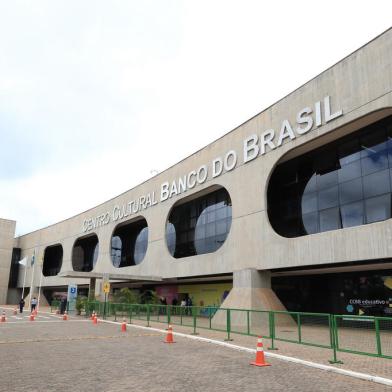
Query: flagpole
xmin=28 ymin=250 xmax=36 ymax=309
xmin=37 ymin=257 xmax=44 ymax=310
xmin=21 ymin=262 xmax=28 ymax=299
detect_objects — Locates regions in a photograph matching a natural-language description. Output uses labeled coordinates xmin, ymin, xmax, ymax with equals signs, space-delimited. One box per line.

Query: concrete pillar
xmin=213 ymin=268 xmax=290 ymax=331
xmin=88 ymin=278 xmax=96 ymax=300
xmin=221 ymin=268 xmax=286 ymax=311
xmin=0 ymin=219 xmax=16 ymax=305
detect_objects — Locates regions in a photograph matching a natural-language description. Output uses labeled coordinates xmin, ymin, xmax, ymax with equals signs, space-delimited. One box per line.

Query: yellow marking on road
xmin=0 ymin=333 xmax=160 ymax=345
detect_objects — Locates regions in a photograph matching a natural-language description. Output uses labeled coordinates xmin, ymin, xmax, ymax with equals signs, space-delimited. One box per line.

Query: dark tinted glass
xmin=166 ymin=188 xmax=232 ymax=258
xmin=268 ymin=115 xmax=392 ymax=237
xmin=341 ymin=201 xmax=364 ymax=227
xmin=365 ymin=194 xmax=391 ymax=224
xmin=111 ymin=218 xmax=148 ymax=267
xmin=362 ymin=169 xmax=391 ymax=198
xmin=72 ymin=234 xmax=99 ymax=272
xmin=339 ymin=178 xmax=363 ymax=204
xmin=43 ymin=245 xmax=63 ymax=276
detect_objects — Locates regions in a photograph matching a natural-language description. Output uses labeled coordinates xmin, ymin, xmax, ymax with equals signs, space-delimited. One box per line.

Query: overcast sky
xmin=0 ymin=1 xmax=391 ymax=236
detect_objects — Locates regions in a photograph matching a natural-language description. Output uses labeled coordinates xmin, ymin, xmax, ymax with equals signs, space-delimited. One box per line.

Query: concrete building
xmin=1 ymin=29 xmax=392 ymax=317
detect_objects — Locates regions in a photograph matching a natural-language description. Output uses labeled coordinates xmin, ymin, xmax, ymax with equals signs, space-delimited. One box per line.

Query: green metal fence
xmin=83 ymin=301 xmax=392 ymax=363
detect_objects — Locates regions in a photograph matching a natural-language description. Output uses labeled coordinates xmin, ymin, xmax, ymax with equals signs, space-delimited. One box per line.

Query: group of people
xmin=18 ymin=297 xmax=38 ymax=313
xmin=159 ymin=296 xmax=193 ymax=315
xmin=160 ymin=296 xmax=193 ymax=308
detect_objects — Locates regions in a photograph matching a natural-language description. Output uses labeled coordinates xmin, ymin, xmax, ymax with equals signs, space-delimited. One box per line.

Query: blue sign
xmin=346 ymin=304 xmax=354 ymax=313
xmin=67 ymin=284 xmax=78 ymax=311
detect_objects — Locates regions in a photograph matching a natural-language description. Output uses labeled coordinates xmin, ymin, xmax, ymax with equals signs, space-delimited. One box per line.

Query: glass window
xmin=72 ymin=234 xmax=99 ymax=272
xmin=303 ymin=175 xmax=317 ymax=194
xmin=111 ymin=236 xmax=122 ymax=268
xmin=361 ymin=150 xmax=388 ymax=176
xmin=338 ymin=139 xmax=361 ymax=165
xmin=341 ymin=201 xmax=364 ymax=228
xmin=134 ymin=227 xmax=148 ymax=264
xmin=317 ymin=170 xmax=338 ymax=190
xmin=363 ymin=169 xmax=391 ymax=198
xmin=318 ymin=185 xmax=339 ymax=210
xmin=365 ymin=194 xmax=391 ymax=224
xmin=339 ymin=178 xmax=363 ymax=204
xmin=319 ymin=207 xmax=341 ymax=232
xmin=360 ymin=128 xmax=387 ymax=157
xmin=302 ymin=212 xmax=319 ymax=234
xmin=338 ymin=160 xmax=361 ymax=183
xmin=110 ymin=219 xmax=148 ymax=267
xmin=301 ymin=191 xmax=318 ymax=214
xmin=43 ymin=245 xmax=63 ymax=277
xmin=166 ymin=188 xmax=232 ymax=258
xmin=267 ymin=115 xmax=392 ymax=237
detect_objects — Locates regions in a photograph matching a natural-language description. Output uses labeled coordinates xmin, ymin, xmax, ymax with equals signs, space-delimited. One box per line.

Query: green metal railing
xmin=82 ymin=301 xmax=392 ymax=363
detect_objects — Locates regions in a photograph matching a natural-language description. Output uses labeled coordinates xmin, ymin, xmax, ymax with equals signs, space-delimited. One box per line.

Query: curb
xmin=100 ymin=319 xmax=392 ymax=387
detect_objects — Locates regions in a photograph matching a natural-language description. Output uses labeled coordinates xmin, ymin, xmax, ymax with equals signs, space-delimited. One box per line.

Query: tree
xmin=113 ymin=288 xmax=140 ymax=304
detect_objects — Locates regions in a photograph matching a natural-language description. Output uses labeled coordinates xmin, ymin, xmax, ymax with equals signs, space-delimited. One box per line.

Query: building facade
xmin=2 ymin=29 xmax=392 ymax=317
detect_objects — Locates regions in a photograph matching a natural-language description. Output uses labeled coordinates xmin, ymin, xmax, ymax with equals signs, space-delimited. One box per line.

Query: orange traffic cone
xmin=93 ymin=315 xmax=98 ymax=325
xmin=1 ymin=311 xmax=6 ymax=322
xmin=250 ymin=337 xmax=270 ymax=367
xmin=91 ymin=311 xmax=96 ymax=320
xmin=164 ymin=325 xmax=175 ymax=343
xmin=33 ymin=309 xmax=38 ymax=316
xmin=63 ymin=311 xmax=68 ymax=321
xmin=13 ymin=308 xmax=17 ymax=315
xmin=121 ymin=319 xmax=127 ymax=332
xmin=29 ymin=313 xmax=35 ymax=321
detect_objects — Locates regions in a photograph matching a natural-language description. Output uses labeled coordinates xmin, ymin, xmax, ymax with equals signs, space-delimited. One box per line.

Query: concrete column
xmin=221 ymin=268 xmax=286 ymax=311
xmin=88 ymin=278 xmax=96 ymax=300
xmin=213 ymin=269 xmax=290 ymax=330
xmin=0 ymin=219 xmax=16 ymax=304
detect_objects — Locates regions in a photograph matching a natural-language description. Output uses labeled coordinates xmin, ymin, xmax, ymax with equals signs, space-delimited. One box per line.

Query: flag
xmin=31 ymin=254 xmax=35 ymax=266
xmin=18 ymin=257 xmax=27 ymax=266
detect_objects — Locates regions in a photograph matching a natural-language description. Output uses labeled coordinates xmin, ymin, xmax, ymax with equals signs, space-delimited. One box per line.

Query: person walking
xmin=31 ymin=297 xmax=38 ymax=313
xmin=60 ymin=297 xmax=67 ymax=315
xmin=19 ymin=298 xmax=25 ymax=313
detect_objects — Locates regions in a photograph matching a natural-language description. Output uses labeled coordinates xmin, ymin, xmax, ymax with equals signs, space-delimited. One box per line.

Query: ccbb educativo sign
xmin=83 ymin=96 xmax=343 ymax=232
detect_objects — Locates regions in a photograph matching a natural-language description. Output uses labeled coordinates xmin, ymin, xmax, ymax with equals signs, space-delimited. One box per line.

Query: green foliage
xmin=75 ymin=296 xmax=87 ymax=313
xmin=140 ymin=289 xmax=160 ymax=304
xmin=113 ymin=288 xmax=140 ymax=304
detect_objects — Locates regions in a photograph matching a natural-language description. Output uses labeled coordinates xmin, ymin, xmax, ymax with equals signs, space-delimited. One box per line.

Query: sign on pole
xmin=103 ymin=282 xmax=110 ymax=294
xmin=67 ymin=284 xmax=78 ymax=312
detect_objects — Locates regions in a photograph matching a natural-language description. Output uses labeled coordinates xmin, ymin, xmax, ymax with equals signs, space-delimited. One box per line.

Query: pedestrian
xmin=31 ymin=297 xmax=38 ymax=313
xmin=19 ymin=298 xmax=25 ymax=313
xmin=172 ymin=297 xmax=178 ymax=315
xmin=60 ymin=297 xmax=67 ymax=315
xmin=186 ymin=296 xmax=193 ymax=315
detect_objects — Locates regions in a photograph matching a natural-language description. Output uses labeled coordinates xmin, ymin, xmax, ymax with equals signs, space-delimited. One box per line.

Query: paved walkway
xmin=0 ymin=307 xmax=391 ymax=391
xmin=104 ymin=314 xmax=392 ymax=381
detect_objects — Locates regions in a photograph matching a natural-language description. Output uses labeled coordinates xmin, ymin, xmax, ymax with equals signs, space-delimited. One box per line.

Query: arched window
xmin=72 ymin=234 xmax=99 ymax=272
xmin=43 ymin=244 xmax=63 ymax=276
xmin=166 ymin=187 xmax=232 ymax=258
xmin=268 ymin=115 xmax=392 ymax=237
xmin=110 ymin=218 xmax=148 ymax=267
